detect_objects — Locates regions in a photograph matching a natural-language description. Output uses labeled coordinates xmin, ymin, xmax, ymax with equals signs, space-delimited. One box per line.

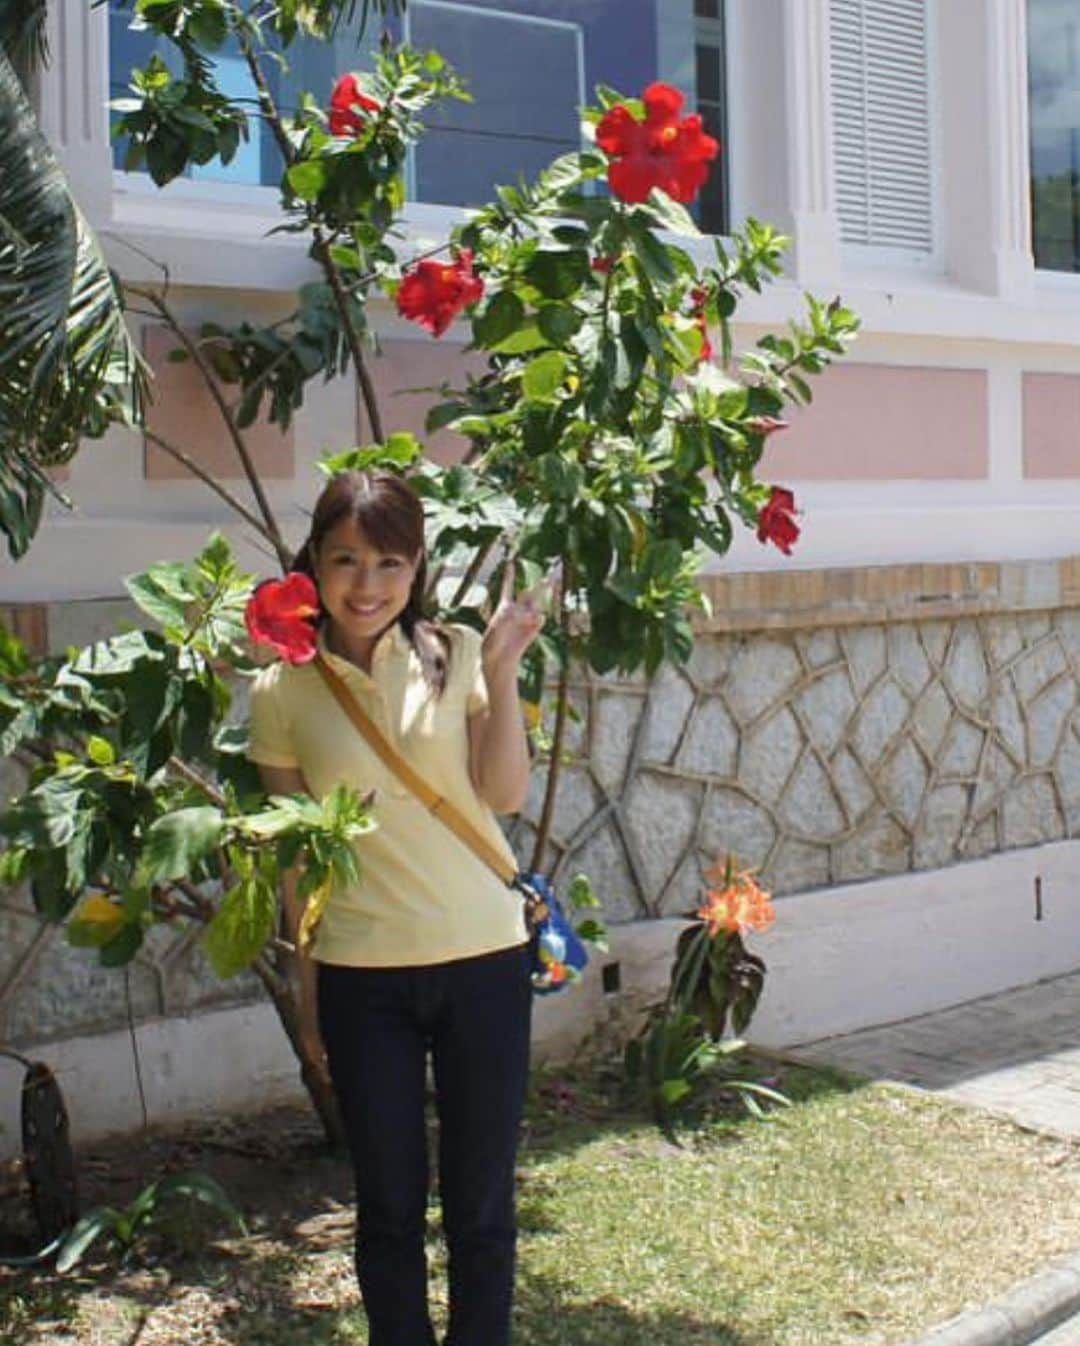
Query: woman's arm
xmin=468 ymin=562 xmax=547 ymax=815
xmin=468 ymin=661 xmax=531 ymax=815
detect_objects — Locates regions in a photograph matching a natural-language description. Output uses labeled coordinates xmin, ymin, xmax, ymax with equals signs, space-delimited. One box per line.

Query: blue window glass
xmin=1029 ymin=0 xmax=1080 ymax=271
xmin=109 ymin=1 xmax=340 ymax=185
xmin=108 ymin=0 xmax=730 ymax=233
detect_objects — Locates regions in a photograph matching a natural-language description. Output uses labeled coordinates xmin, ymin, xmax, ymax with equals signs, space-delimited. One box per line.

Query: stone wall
xmin=0 ymin=554 xmax=1076 ymax=1049
xmin=514 ymin=609 xmax=1074 ymax=921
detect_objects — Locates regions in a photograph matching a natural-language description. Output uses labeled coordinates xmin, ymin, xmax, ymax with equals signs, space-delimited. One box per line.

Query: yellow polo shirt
xmin=247 ymin=622 xmax=526 ymax=967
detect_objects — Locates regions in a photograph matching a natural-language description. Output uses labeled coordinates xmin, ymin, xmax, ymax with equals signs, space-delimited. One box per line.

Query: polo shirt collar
xmin=316 ymin=621 xmax=410 ymax=677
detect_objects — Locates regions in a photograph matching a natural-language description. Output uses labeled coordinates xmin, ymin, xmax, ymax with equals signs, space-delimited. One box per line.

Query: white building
xmin=4 ymin=1 xmax=1080 ymax=1137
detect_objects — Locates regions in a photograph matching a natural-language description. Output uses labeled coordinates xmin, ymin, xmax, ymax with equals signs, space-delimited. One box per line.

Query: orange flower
xmin=696 ymin=871 xmax=775 ymax=937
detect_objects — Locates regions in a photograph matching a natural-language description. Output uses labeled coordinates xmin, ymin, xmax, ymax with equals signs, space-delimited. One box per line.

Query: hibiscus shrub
xmin=1 ymin=4 xmax=858 ymax=1142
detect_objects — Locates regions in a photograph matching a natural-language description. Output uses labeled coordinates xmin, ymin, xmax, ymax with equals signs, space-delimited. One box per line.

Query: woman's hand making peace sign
xmin=480 ymin=555 xmax=553 ymax=681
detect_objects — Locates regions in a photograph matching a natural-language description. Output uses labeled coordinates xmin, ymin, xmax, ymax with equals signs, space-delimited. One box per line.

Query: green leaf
xmin=638 ymin=193 xmax=703 ymax=236
xmin=286 ymin=159 xmax=330 ymax=202
xmin=537 ymin=304 xmax=584 ymax=346
xmin=575 ymin=917 xmax=608 ymax=951
xmin=659 ymin=1077 xmax=693 ymax=1105
xmin=567 ymin=873 xmax=602 ymax=909
xmin=472 ymin=290 xmax=524 ymax=348
xmin=521 ymin=350 xmax=569 ymax=403
xmin=138 ymin=806 xmax=224 ymax=884
xmin=56 ymin=1208 xmax=120 ymax=1273
xmin=86 ymin=735 xmax=115 ymax=767
xmin=202 ymin=871 xmax=278 ymax=978
xmin=489 ymin=317 xmax=549 ymax=355
xmin=99 ymin=921 xmax=144 ymax=967
xmin=153 ymin=1170 xmax=247 ymax=1234
xmin=524 ymin=249 xmax=590 ymax=300
xmin=124 ymin=563 xmax=196 ymax=631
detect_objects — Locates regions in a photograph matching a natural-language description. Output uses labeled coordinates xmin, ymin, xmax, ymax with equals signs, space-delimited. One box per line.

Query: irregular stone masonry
xmin=508 ymin=610 xmax=1080 ymax=920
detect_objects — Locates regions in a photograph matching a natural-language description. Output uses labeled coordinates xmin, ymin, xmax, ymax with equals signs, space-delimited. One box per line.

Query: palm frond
xmin=312 ymin=0 xmax=406 ymax=38
xmin=0 ymin=45 xmax=147 ymax=559
xmin=0 ymin=0 xmax=49 ymax=72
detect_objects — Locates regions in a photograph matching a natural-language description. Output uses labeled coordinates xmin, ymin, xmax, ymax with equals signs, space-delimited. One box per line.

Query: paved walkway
xmin=788 ymin=969 xmax=1080 ymax=1138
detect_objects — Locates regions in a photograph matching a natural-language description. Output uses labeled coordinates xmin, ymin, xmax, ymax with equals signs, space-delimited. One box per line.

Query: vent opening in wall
xmin=830 ymin=0 xmax=934 ymax=253
xmin=601 ymin=962 xmax=622 ymax=995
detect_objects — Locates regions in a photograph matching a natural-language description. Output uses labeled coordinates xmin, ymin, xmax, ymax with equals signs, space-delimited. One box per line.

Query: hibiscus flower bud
xmin=396 ymin=249 xmax=485 ymax=338
xmin=329 ymin=73 xmax=381 ymax=137
xmin=745 ymin=416 xmax=789 ymax=437
xmin=755 ymin=486 xmax=801 ymax=556
xmin=595 ymin=81 xmax=720 ymax=205
xmin=245 ymin=572 xmax=321 ymax=665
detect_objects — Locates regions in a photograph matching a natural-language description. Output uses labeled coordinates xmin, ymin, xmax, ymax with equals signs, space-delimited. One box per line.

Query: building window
xmin=830 ymin=0 xmax=933 ymax=253
xmin=1029 ymin=0 xmax=1080 ymax=272
xmin=404 ymin=1 xmax=583 ymax=208
xmin=694 ymin=0 xmax=729 ymax=235
xmin=109 ymin=0 xmax=730 ymax=229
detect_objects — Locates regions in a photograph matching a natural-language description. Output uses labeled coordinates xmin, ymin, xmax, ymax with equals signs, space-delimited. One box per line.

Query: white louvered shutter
xmin=830 ymin=0 xmax=933 ymax=251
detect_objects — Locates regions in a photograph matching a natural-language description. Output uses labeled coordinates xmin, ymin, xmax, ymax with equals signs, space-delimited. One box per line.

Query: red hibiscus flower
xmin=756 ymin=486 xmax=801 ymax=556
xmin=329 ymin=73 xmax=381 ymax=136
xmin=396 ymin=250 xmax=484 ymax=337
xmin=245 ymin=572 xmax=320 ymax=665
xmin=595 ymin=82 xmax=719 ymax=205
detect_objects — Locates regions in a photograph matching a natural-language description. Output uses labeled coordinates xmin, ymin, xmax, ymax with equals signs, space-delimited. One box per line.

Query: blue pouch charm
xmin=514 ymin=871 xmax=590 ymax=995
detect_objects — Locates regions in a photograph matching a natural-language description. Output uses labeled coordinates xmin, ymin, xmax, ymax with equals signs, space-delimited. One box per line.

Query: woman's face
xmin=314 ymin=516 xmax=420 ymax=654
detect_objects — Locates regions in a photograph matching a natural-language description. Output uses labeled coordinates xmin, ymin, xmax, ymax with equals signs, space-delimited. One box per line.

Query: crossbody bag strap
xmin=313 ymin=651 xmax=518 ymax=887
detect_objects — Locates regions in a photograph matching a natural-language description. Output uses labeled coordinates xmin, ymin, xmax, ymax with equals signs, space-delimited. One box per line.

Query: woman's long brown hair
xmin=291 ymin=470 xmax=449 ymax=695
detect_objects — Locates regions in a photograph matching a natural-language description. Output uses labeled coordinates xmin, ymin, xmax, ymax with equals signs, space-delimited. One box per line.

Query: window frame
xmin=693 ymin=4 xmax=731 ymax=237
xmin=1027 ymin=0 xmax=1080 ymax=277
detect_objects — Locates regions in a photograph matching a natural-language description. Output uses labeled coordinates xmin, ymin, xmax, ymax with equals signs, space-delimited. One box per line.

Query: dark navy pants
xmin=318 ymin=944 xmax=533 ymax=1346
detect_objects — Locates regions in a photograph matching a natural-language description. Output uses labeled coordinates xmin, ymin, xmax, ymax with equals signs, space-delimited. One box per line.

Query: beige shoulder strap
xmin=313 ymin=652 xmax=517 ymax=886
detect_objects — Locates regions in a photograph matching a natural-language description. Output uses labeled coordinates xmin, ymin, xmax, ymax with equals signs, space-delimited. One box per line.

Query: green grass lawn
xmin=2 ymin=1057 xmax=1079 ymax=1345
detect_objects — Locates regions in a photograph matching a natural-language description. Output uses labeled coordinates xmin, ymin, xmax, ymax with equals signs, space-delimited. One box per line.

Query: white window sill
xmin=102 ymin=176 xmax=1080 ymax=352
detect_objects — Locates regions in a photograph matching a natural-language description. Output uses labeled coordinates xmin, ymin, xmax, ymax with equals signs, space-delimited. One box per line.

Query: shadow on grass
xmin=515 ymin=1269 xmax=760 ymax=1345
xmin=0 ymin=1057 xmax=868 ymax=1345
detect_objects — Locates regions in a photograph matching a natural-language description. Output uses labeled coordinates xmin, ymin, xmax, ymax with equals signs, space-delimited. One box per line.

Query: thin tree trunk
xmin=252 ymin=956 xmax=345 ymax=1148
xmin=530 ymin=568 xmax=571 ymax=874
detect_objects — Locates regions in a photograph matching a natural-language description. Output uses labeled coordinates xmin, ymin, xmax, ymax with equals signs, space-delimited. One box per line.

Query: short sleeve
xmin=247 ymin=664 xmax=300 ymax=768
xmin=456 ymin=625 xmax=490 ymax=717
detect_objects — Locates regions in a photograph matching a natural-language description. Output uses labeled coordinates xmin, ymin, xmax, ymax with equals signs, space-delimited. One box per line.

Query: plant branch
xmin=167 ymin=755 xmax=227 ymax=809
xmin=448 ymin=534 xmax=498 ymax=610
xmin=143 ymin=431 xmax=274 ymax=541
xmin=530 ymin=562 xmax=571 ymax=874
xmin=130 ymin=285 xmax=291 ymax=569
xmin=313 ymin=231 xmax=385 ymax=442
xmin=236 ymin=29 xmax=384 ymax=444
